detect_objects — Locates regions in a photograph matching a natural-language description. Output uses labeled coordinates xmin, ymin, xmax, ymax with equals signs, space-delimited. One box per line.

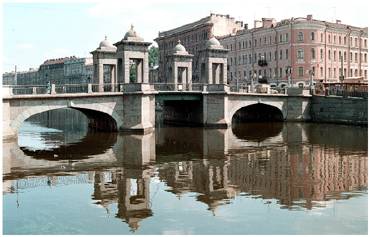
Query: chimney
xmin=244 ymin=23 xmax=248 ymax=29
xmin=262 ymin=18 xmax=276 ymax=28
xmin=336 ymin=19 xmax=342 ymax=24
xmin=254 ymin=20 xmax=263 ymax=28
xmin=307 ymin=14 xmax=313 ymax=20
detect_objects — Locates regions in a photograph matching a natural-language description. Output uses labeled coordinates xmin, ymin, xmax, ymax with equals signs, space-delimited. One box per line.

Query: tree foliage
xmin=148 ymin=46 xmax=159 ymax=67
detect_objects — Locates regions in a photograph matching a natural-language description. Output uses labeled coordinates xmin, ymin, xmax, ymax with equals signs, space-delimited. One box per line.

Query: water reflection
xmin=3 ymin=113 xmax=368 ymax=233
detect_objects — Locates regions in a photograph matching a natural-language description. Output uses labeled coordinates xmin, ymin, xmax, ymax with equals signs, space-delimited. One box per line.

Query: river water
xmin=3 ymin=109 xmax=368 ymax=234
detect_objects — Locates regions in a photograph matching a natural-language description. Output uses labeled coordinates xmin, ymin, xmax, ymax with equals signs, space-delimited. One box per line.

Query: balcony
xmin=258 ymin=59 xmax=268 ymax=67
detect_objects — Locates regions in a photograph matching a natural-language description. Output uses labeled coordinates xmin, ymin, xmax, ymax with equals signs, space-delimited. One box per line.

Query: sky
xmin=2 ymin=0 xmax=369 ymax=72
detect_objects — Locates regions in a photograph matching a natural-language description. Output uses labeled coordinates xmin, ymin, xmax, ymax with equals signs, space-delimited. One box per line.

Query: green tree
xmin=148 ymin=46 xmax=159 ymax=67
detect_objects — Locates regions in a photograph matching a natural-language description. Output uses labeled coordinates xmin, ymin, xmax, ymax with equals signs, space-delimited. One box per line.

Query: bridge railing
xmin=151 ymin=83 xmax=205 ymax=92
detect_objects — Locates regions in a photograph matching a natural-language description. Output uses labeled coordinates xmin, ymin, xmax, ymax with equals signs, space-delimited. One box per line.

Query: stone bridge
xmin=3 ymin=85 xmax=312 ymax=140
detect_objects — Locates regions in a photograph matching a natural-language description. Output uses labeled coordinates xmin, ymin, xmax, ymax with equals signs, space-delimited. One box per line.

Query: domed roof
xmin=206 ymin=37 xmax=221 ymax=48
xmin=98 ymin=36 xmax=116 ymax=50
xmin=173 ymin=40 xmax=187 ymax=53
xmin=124 ymin=24 xmax=139 ymax=40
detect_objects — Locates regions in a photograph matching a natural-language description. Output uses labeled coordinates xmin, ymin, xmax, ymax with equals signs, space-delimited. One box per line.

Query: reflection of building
xmin=92 ymin=167 xmax=153 ymax=232
xmin=159 ymin=144 xmax=367 ymax=211
xmin=159 ymin=159 xmax=239 ymax=214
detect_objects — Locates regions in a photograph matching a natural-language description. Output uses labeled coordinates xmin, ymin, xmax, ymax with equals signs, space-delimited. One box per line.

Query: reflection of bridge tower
xmin=166 ymin=40 xmax=193 ymax=90
xmin=91 ymin=36 xmax=117 ymax=92
xmin=117 ymin=168 xmax=153 ymax=232
xmin=115 ymin=133 xmax=156 ymax=166
xmin=92 ymin=171 xmax=119 ymax=209
xmin=194 ymin=159 xmax=238 ymax=213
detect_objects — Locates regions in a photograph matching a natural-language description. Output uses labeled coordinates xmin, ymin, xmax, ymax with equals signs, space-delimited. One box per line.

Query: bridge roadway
xmin=2 ymin=85 xmax=312 ymax=140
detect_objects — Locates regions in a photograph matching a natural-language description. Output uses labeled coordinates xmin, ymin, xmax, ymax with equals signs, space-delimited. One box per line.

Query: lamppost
xmin=309 ymin=69 xmax=315 ymax=95
xmin=251 ymin=71 xmax=257 ymax=93
xmin=339 ymin=54 xmax=345 ymax=97
xmin=286 ymin=66 xmax=292 ymax=87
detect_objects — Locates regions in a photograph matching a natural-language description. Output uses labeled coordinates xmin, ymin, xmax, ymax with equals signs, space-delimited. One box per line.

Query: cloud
xmin=16 ymin=43 xmax=33 ymax=50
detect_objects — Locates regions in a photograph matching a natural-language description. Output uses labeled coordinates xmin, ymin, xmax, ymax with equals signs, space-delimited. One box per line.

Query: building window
xmin=350 ymin=52 xmax=353 ymax=62
xmin=328 ymin=68 xmax=331 ymax=78
xmin=339 ymin=51 xmax=342 ymax=61
xmin=365 ymin=70 xmax=367 ymax=79
xmin=350 ymin=37 xmax=353 ymax=46
xmin=350 ymin=69 xmax=353 ymax=77
xmin=355 ymin=38 xmax=358 ymax=47
xmin=365 ymin=53 xmax=367 ymax=63
xmin=321 ymin=33 xmax=323 ymax=42
xmin=355 ymin=69 xmax=358 ymax=77
xmin=365 ymin=39 xmax=367 ymax=48
xmin=269 ymin=52 xmax=272 ymax=61
xmin=334 ymin=51 xmax=337 ymax=61
xmin=249 ymin=40 xmax=251 ymax=48
xmin=339 ymin=36 xmax=342 ymax=44
xmin=297 ymin=49 xmax=304 ymax=59
xmin=334 ymin=68 xmax=336 ymax=78
xmin=328 ymin=35 xmax=331 ymax=43
xmin=320 ymin=67 xmax=323 ymax=77
xmin=344 ymin=68 xmax=347 ymax=77
xmin=298 ymin=67 xmax=304 ymax=77
xmin=311 ymin=32 xmax=315 ymax=40
xmin=311 ymin=48 xmax=316 ymax=59
xmin=328 ymin=50 xmax=331 ymax=60
xmin=344 ymin=36 xmax=347 ymax=45
xmin=297 ymin=32 xmax=304 ymax=42
xmin=279 ymin=34 xmax=283 ymax=43
xmin=279 ymin=50 xmax=282 ymax=59
xmin=285 ymin=33 xmax=289 ymax=42
xmin=333 ymin=35 xmax=336 ymax=44
xmin=355 ymin=53 xmax=358 ymax=62
xmin=320 ymin=49 xmax=323 ymax=60
xmin=285 ymin=49 xmax=289 ymax=59
xmin=279 ymin=68 xmax=282 ymax=78
xmin=344 ymin=52 xmax=347 ymax=62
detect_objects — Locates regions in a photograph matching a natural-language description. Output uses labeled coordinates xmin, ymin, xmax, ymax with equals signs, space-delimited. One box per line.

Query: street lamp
xmin=309 ymin=69 xmax=315 ymax=94
xmin=285 ymin=66 xmax=292 ymax=87
xmin=251 ymin=71 xmax=257 ymax=93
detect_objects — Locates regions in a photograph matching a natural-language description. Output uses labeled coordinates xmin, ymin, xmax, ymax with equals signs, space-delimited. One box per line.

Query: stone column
xmin=202 ymin=93 xmax=230 ymax=128
xmin=111 ymin=65 xmax=116 ymax=91
xmin=136 ymin=60 xmax=143 ymax=83
xmin=143 ymin=52 xmax=149 ymax=83
xmin=98 ymin=63 xmax=104 ymax=92
xmin=188 ymin=64 xmax=192 ymax=91
xmin=122 ymin=92 xmax=156 ymax=134
xmin=208 ymin=61 xmax=213 ymax=84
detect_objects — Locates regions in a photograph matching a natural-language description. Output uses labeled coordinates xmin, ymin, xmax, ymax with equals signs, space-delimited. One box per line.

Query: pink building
xmin=219 ymin=15 xmax=368 ymax=87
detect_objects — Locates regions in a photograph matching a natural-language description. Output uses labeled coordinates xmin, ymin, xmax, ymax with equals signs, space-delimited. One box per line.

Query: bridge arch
xmin=11 ymin=103 xmax=123 ymax=135
xmin=230 ymin=102 xmax=284 ymax=123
